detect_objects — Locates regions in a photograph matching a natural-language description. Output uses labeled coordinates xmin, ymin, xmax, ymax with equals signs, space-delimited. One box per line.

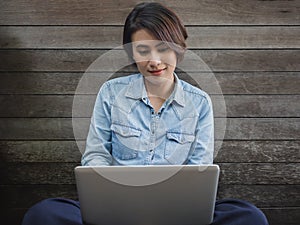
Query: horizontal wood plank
xmin=0 ymin=72 xmax=299 ymax=95
xmin=0 ymin=141 xmax=82 ymax=163
xmin=0 ymin=118 xmax=299 ymax=140
xmin=0 ymin=0 xmax=299 ymax=25
xmin=223 ymin=118 xmax=300 ymax=140
xmin=0 ymin=72 xmax=83 ymax=95
xmin=262 ymin=208 xmax=300 ymax=225
xmin=218 ymin=185 xmax=300 ymax=208
xmin=0 ymin=50 xmax=299 ymax=72
xmin=214 ymin=141 xmax=300 ymax=163
xmin=0 ymin=163 xmax=299 ymax=185
xmin=0 ymin=185 xmax=78 ymax=209
xmin=187 ymin=26 xmax=300 ymax=49
xmin=1 ymin=140 xmax=299 ymax=163
xmin=215 ymin=72 xmax=300 ymax=95
xmin=218 ymin=163 xmax=300 ymax=185
xmin=1 ymin=95 xmax=299 ymax=118
xmin=1 ymin=26 xmax=299 ymax=49
xmin=221 ymin=95 xmax=300 ymax=118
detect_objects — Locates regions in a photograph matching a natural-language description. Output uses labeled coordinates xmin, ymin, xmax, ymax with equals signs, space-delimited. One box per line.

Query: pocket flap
xmin=111 ymin=124 xmax=141 ymax=137
xmin=167 ymin=132 xmax=195 ymax=144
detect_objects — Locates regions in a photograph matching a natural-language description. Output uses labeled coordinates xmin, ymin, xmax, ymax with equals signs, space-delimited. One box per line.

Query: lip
xmin=148 ymin=68 xmax=166 ymax=76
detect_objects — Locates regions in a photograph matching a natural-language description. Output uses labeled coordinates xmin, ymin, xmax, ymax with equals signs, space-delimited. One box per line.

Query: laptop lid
xmin=75 ymin=165 xmax=219 ymax=225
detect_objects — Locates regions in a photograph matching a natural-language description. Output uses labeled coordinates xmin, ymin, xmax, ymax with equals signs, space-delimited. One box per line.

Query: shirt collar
xmin=170 ymin=73 xmax=185 ymax=107
xmin=125 ymin=73 xmax=185 ymax=107
xmin=125 ymin=74 xmax=147 ymax=99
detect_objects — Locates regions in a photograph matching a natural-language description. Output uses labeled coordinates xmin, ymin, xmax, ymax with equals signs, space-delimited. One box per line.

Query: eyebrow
xmin=155 ymin=42 xmax=166 ymax=47
xmin=136 ymin=44 xmax=149 ymax=49
xmin=135 ymin=42 xmax=167 ymax=49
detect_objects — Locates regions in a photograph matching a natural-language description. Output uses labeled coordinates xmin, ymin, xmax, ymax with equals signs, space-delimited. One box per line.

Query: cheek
xmin=162 ymin=52 xmax=177 ymax=67
xmin=135 ymin=61 xmax=148 ymax=71
xmin=133 ymin=55 xmax=146 ymax=69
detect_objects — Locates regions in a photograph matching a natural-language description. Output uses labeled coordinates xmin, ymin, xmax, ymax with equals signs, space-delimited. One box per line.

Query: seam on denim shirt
xmin=111 ymin=122 xmax=142 ymax=132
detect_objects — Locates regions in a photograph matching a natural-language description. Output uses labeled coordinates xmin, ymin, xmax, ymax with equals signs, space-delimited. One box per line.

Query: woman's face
xmin=131 ymin=29 xmax=177 ymax=82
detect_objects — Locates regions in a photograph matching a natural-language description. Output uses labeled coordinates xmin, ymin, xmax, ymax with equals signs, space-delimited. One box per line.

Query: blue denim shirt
xmin=82 ymin=73 xmax=214 ymax=166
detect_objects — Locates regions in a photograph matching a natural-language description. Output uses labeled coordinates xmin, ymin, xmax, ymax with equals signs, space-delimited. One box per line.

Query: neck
xmin=144 ymin=75 xmax=175 ymax=112
xmin=144 ymin=75 xmax=174 ymax=100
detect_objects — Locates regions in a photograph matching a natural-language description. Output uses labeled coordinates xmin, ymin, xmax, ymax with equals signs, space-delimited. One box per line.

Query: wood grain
xmin=0 ymin=141 xmax=82 ymax=162
xmin=0 ymin=0 xmax=299 ymax=25
xmin=0 ymin=163 xmax=299 ymax=185
xmin=223 ymin=118 xmax=300 ymax=140
xmin=1 ymin=140 xmax=299 ymax=163
xmin=214 ymin=141 xmax=300 ymax=163
xmin=0 ymin=72 xmax=299 ymax=95
xmin=0 ymin=118 xmax=299 ymax=140
xmin=0 ymin=0 xmax=299 ymax=224
xmin=218 ymin=185 xmax=300 ymax=208
xmin=262 ymin=208 xmax=300 ymax=225
xmin=1 ymin=26 xmax=299 ymax=49
xmin=0 ymin=95 xmax=299 ymax=118
xmin=0 ymin=50 xmax=299 ymax=72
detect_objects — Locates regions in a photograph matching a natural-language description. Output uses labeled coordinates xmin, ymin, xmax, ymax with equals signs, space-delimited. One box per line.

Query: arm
xmin=81 ymin=83 xmax=113 ymax=166
xmin=187 ymin=95 xmax=214 ymax=164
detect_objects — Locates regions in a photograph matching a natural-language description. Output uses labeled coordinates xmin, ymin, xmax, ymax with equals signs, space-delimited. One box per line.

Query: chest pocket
xmin=111 ymin=123 xmax=140 ymax=161
xmin=165 ymin=132 xmax=195 ymax=164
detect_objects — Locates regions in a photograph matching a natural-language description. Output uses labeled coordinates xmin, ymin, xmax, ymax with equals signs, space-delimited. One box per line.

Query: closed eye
xmin=137 ymin=50 xmax=150 ymax=56
xmin=158 ymin=47 xmax=170 ymax=53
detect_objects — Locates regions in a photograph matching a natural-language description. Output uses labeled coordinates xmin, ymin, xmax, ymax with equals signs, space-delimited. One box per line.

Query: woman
xmin=22 ymin=2 xmax=268 ymax=225
xmin=82 ymin=2 xmax=214 ymax=167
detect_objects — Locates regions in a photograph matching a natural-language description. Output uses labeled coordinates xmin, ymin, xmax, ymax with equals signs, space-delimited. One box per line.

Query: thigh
xmin=212 ymin=198 xmax=269 ymax=225
xmin=22 ymin=198 xmax=82 ymax=225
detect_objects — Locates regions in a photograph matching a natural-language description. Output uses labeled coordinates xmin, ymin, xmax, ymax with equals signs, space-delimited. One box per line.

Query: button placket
xmin=149 ymin=111 xmax=157 ymax=162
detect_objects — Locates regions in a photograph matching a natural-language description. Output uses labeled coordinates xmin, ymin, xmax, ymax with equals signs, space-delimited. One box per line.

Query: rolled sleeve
xmin=81 ymin=83 xmax=113 ymax=166
xmin=187 ymin=94 xmax=214 ymax=165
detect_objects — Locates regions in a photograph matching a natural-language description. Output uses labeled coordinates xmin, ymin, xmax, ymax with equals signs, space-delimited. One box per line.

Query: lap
xmin=22 ymin=198 xmax=268 ymax=225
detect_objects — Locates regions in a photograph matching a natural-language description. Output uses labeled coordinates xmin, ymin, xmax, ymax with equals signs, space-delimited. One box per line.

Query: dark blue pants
xmin=22 ymin=198 xmax=269 ymax=225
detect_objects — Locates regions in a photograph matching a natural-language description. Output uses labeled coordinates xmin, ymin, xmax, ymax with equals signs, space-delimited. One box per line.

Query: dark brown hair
xmin=123 ymin=2 xmax=188 ymax=63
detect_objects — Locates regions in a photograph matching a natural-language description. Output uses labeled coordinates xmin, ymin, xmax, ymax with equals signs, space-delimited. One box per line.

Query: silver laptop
xmin=75 ymin=164 xmax=219 ymax=225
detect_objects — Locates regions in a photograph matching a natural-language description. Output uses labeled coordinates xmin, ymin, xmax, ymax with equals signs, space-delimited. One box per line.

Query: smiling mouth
xmin=148 ymin=68 xmax=166 ymax=75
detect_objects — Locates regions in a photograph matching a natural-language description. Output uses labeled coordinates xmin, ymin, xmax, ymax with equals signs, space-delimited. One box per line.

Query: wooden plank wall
xmin=0 ymin=0 xmax=299 ymax=224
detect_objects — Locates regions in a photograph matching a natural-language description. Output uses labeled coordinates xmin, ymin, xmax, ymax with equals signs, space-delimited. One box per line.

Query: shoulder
xmin=179 ymin=79 xmax=211 ymax=104
xmin=99 ymin=73 xmax=141 ymax=93
xmin=106 ymin=73 xmax=141 ymax=85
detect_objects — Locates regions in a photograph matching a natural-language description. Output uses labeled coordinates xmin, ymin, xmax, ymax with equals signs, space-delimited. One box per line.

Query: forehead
xmin=132 ymin=29 xmax=164 ymax=47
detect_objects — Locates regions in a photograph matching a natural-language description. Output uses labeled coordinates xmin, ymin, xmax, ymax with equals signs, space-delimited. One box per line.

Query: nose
xmin=148 ymin=52 xmax=161 ymax=66
xmin=149 ymin=59 xmax=161 ymax=67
